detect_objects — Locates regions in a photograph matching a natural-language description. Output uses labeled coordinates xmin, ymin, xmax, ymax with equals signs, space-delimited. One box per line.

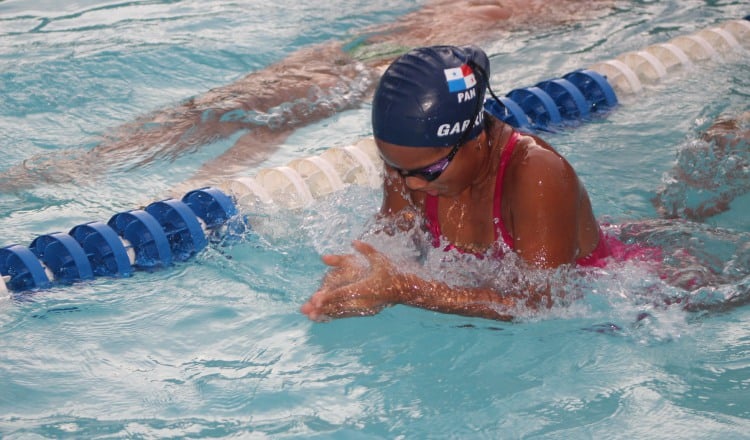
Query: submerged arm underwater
xmin=653 ymin=111 xmax=750 ymax=222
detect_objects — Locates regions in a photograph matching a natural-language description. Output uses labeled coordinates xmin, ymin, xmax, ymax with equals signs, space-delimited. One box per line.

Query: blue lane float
xmin=0 ymin=245 xmax=51 ymax=291
xmin=506 ymin=86 xmax=564 ymax=128
xmin=0 ymin=187 xmax=236 ymax=293
xmin=484 ymin=96 xmax=532 ymax=131
xmin=29 ymin=232 xmax=94 ymax=284
xmin=69 ymin=221 xmax=133 ymax=277
xmin=536 ymin=78 xmax=591 ymax=120
xmin=563 ymin=70 xmax=619 ymax=112
xmin=485 ymin=69 xmax=618 ymax=131
xmin=145 ymin=199 xmax=207 ymax=262
xmin=182 ymin=187 xmax=238 ymax=228
xmin=108 ymin=209 xmax=174 ymax=269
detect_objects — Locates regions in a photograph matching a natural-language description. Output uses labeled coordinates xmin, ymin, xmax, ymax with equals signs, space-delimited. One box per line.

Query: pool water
xmin=1 ymin=0 xmax=749 ymax=438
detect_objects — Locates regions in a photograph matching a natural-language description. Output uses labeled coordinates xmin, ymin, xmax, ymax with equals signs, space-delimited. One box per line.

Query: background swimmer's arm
xmin=103 ymin=43 xmax=365 ymax=154
xmin=653 ymin=111 xmax=750 ymax=221
xmin=1 ymin=0 xmax=613 ymax=194
xmin=0 ymin=42 xmax=373 ymax=193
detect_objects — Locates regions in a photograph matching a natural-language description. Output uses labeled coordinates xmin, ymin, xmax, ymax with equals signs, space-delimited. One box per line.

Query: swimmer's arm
xmin=394 ymin=273 xmax=520 ymax=321
xmin=303 ymin=166 xmax=422 ymax=299
xmin=302 ymin=240 xmax=543 ymax=322
xmin=508 ymin=144 xmax=583 ymax=268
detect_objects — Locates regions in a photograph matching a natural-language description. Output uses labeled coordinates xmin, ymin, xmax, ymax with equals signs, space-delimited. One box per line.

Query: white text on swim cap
xmin=457 ymin=88 xmax=476 ymax=103
xmin=436 ymin=112 xmax=484 ymax=137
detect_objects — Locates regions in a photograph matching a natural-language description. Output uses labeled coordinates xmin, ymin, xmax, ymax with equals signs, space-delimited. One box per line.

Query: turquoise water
xmin=1 ymin=0 xmax=750 ymax=438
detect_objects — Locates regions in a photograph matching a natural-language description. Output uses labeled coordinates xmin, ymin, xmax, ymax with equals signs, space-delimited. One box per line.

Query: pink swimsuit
xmin=424 ymin=131 xmax=614 ymax=267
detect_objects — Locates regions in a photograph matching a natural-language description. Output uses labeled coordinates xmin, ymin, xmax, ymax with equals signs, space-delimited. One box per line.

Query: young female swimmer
xmin=302 ymin=45 xmax=622 ymax=322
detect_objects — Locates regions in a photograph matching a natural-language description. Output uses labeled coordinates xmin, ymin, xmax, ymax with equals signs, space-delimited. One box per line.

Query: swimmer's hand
xmin=301 ymin=240 xmax=406 ymax=322
xmin=301 ymin=240 xmax=518 ymax=322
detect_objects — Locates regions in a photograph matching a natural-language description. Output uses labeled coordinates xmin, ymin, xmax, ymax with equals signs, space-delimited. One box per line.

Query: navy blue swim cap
xmin=372 ymin=45 xmax=490 ymax=148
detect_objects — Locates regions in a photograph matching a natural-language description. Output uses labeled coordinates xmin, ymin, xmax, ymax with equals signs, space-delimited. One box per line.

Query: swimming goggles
xmin=384 ymin=140 xmax=463 ymax=182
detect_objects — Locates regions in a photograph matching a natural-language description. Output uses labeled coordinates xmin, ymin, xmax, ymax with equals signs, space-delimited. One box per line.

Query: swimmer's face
xmin=379 ymin=141 xmax=461 ymax=182
xmin=378 ymin=138 xmax=475 ymax=196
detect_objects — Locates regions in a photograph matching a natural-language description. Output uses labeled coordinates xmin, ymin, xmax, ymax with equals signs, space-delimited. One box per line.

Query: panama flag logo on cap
xmin=444 ymin=64 xmax=477 ymax=93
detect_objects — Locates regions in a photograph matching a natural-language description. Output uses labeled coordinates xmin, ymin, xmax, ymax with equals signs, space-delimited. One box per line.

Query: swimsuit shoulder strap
xmin=426 ymin=130 xmax=521 ymax=249
xmin=493 ymin=131 xmax=521 ymax=248
xmin=424 ymin=193 xmax=442 ymax=247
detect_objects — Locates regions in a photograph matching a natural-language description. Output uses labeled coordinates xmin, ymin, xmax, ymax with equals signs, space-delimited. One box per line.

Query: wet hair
xmin=372 ymin=45 xmax=490 ymax=148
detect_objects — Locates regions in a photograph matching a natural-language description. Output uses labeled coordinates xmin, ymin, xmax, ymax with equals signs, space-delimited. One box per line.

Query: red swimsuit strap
xmin=424 ymin=191 xmax=442 ymax=248
xmin=425 ymin=130 xmax=521 ymax=249
xmin=493 ymin=131 xmax=521 ymax=248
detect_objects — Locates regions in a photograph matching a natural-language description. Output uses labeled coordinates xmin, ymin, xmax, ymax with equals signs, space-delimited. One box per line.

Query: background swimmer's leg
xmin=169 ymin=126 xmax=294 ymax=197
xmin=0 ymin=43 xmax=374 ymax=194
xmin=0 ymin=149 xmax=97 ymax=192
xmin=0 ymin=0 xmax=614 ymax=194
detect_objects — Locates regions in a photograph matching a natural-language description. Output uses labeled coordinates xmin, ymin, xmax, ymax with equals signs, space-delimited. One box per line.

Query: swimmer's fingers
xmin=320 ymin=253 xmax=353 ymax=268
xmin=352 ymin=240 xmax=379 ymax=259
xmin=352 ymin=240 xmax=392 ymax=270
xmin=301 ymin=286 xmax=387 ymax=322
xmin=303 ymin=298 xmax=386 ymax=322
xmin=323 ymin=242 xmax=387 ymax=283
xmin=319 ymin=253 xmax=367 ymax=291
xmin=305 ymin=242 xmax=398 ymax=322
xmin=331 ymin=240 xmax=387 ymax=268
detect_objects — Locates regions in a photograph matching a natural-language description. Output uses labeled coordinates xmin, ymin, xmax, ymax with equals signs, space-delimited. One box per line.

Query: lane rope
xmin=2 ymin=18 xmax=748 ymax=294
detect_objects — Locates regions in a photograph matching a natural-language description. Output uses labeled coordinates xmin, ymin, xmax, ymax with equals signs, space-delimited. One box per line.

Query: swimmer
xmin=0 ymin=0 xmax=613 ymax=194
xmin=653 ymin=111 xmax=750 ymax=222
xmin=301 ymin=45 xmax=623 ymax=322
